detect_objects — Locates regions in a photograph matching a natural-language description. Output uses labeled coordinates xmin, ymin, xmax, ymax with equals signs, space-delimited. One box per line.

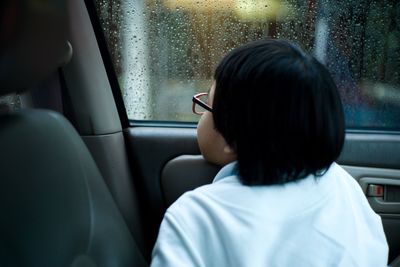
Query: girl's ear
xmin=223 ymin=145 xmax=235 ymax=155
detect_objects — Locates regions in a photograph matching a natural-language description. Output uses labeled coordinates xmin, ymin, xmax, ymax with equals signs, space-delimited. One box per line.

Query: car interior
xmin=1 ymin=0 xmax=400 ymax=266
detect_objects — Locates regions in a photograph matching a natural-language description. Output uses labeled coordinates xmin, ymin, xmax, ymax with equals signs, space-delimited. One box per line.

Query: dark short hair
xmin=213 ymin=39 xmax=345 ymax=185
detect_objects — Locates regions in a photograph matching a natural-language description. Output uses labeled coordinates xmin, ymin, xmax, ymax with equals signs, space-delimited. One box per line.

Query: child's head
xmin=197 ymin=39 xmax=345 ymax=185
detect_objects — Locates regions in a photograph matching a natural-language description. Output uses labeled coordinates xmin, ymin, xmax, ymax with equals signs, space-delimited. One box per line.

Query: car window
xmin=94 ymin=0 xmax=400 ymax=130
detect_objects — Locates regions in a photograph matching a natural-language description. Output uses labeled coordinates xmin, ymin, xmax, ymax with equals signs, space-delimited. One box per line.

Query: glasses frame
xmin=192 ymin=92 xmax=213 ymax=115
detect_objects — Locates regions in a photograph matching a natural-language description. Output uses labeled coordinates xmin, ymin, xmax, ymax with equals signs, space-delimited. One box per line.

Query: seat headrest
xmin=0 ymin=0 xmax=72 ymax=96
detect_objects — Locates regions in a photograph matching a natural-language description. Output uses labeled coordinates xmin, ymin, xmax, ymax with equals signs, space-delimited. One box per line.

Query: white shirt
xmin=151 ymin=162 xmax=388 ymax=267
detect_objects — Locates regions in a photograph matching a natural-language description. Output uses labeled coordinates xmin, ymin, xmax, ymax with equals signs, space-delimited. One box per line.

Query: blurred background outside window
xmin=95 ymin=0 xmax=400 ymax=130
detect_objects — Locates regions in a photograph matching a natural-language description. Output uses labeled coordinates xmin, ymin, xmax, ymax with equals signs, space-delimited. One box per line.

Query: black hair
xmin=213 ymin=39 xmax=345 ymax=185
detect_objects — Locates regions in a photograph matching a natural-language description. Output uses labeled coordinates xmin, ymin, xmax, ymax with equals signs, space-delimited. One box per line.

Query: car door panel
xmin=125 ymin=126 xmax=400 ymax=261
xmin=125 ymin=127 xmax=200 ymax=253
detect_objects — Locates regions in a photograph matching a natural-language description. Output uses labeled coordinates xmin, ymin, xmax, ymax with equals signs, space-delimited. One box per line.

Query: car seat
xmin=0 ymin=1 xmax=147 ymax=266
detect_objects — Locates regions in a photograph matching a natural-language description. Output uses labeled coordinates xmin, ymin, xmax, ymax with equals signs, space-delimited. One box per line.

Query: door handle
xmin=359 ymin=177 xmax=400 ymax=213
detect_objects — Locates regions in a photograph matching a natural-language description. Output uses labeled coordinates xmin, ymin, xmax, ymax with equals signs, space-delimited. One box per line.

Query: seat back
xmin=161 ymin=155 xmax=220 ymax=207
xmin=0 ymin=110 xmax=147 ymax=267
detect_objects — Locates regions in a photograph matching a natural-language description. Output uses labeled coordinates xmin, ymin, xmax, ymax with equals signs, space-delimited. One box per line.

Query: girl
xmin=151 ymin=39 xmax=388 ymax=267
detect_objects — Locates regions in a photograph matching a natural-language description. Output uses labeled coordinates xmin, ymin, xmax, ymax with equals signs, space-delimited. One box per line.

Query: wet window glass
xmin=95 ymin=0 xmax=400 ymax=130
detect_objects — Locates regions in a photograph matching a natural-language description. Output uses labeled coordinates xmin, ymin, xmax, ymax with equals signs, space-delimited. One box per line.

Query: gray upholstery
xmin=0 ymin=0 xmax=71 ymax=95
xmin=161 ymin=155 xmax=221 ymax=207
xmin=0 ymin=110 xmax=147 ymax=267
xmin=0 ymin=0 xmax=147 ymax=266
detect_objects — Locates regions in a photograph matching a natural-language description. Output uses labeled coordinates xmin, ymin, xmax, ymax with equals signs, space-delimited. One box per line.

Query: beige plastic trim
xmin=62 ymin=0 xmax=122 ymax=135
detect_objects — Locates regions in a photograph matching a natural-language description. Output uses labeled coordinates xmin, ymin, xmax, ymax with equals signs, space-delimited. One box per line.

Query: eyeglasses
xmin=192 ymin=92 xmax=213 ymax=115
